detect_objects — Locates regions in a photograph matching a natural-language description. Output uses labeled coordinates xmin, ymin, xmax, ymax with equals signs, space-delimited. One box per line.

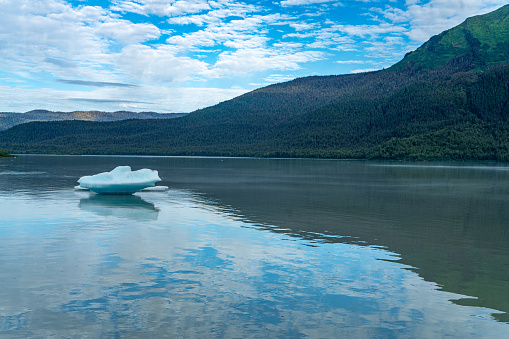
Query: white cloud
xmin=283 ymin=32 xmax=315 ymax=39
xmin=111 ymin=0 xmax=211 ymax=17
xmin=116 ymin=45 xmax=209 ymax=82
xmin=166 ymin=2 xmax=261 ymax=26
xmin=166 ymin=14 xmax=286 ymax=51
xmin=272 ymin=42 xmax=305 ymax=49
xmin=333 ymin=23 xmax=407 ymax=38
xmin=335 ymin=60 xmax=366 ymax=64
xmin=280 ymin=0 xmax=335 ymax=7
xmin=351 ymin=67 xmax=380 ymax=73
xmin=95 ymin=20 xmax=161 ymax=44
xmin=0 ymin=0 xmax=170 ymax=84
xmin=305 ymin=30 xmax=357 ymax=50
xmin=264 ymin=74 xmax=296 ymax=83
xmin=289 ymin=22 xmax=317 ymax=31
xmin=223 ymin=36 xmax=269 ymax=49
xmin=0 ymin=0 xmax=115 ymax=80
xmin=0 ymin=84 xmax=248 ymax=113
xmin=207 ymin=49 xmax=325 ymax=77
xmin=125 ymin=85 xmax=249 ymax=112
xmin=363 ymin=41 xmax=401 ymax=59
xmin=0 ymin=1 xmax=102 ymax=56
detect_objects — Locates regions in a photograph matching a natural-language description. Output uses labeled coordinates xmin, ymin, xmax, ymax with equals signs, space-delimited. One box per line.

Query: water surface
xmin=1 ymin=155 xmax=508 ymax=338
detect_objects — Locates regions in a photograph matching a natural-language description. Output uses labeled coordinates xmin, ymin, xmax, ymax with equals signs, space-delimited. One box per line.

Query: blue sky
xmin=0 ymin=0 xmax=506 ymax=113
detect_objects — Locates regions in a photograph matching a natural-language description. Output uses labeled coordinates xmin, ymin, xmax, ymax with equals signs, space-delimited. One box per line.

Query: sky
xmin=0 ymin=0 xmax=507 ymax=113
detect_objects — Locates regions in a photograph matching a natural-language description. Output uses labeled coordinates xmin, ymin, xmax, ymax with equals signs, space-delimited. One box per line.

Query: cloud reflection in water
xmin=0 ymin=164 xmax=508 ymax=338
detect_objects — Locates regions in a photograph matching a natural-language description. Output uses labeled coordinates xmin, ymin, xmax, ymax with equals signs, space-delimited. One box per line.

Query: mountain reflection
xmin=156 ymin=158 xmax=509 ymax=322
xmin=79 ymin=194 xmax=159 ymax=221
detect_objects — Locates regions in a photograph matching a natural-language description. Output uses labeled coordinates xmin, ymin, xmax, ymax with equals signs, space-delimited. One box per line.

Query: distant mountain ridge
xmin=0 ymin=110 xmax=187 ymax=131
xmin=1 ymin=5 xmax=509 ymax=160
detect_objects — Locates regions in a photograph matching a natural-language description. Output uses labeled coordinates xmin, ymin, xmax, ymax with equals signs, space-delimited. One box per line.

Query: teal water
xmin=1 ymin=155 xmax=509 ymax=338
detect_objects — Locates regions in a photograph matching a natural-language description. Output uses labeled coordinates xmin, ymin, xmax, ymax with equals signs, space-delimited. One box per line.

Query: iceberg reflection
xmin=79 ymin=194 xmax=159 ymax=221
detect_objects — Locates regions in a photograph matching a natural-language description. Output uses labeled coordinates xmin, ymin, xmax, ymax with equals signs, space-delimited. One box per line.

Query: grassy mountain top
xmin=393 ymin=4 xmax=509 ymax=71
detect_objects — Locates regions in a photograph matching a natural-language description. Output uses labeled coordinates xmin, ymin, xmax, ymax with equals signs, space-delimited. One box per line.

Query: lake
xmin=1 ymin=155 xmax=509 ymax=338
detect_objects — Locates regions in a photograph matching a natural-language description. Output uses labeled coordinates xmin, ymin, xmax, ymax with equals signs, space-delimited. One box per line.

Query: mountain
xmin=1 ymin=5 xmax=509 ymax=160
xmin=393 ymin=4 xmax=509 ymax=71
xmin=0 ymin=110 xmax=187 ymax=131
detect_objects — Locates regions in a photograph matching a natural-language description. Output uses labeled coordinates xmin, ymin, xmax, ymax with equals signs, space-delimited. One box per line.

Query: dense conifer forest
xmin=1 ymin=5 xmax=509 ymax=160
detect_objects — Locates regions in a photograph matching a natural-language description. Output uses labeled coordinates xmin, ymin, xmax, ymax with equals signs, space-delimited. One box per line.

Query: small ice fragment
xmin=141 ymin=186 xmax=169 ymax=192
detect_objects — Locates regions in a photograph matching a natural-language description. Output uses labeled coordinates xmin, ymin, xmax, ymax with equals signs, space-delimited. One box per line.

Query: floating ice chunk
xmin=78 ymin=166 xmax=161 ymax=195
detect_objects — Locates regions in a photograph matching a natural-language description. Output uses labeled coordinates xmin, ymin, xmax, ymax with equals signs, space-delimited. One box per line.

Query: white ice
xmin=77 ymin=166 xmax=162 ymax=194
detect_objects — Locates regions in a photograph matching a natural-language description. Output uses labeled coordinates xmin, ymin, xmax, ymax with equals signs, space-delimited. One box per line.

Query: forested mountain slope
xmin=1 ymin=5 xmax=509 ymax=160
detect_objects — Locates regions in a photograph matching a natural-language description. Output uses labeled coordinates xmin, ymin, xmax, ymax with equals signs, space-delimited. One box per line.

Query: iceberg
xmin=77 ymin=166 xmax=162 ymax=195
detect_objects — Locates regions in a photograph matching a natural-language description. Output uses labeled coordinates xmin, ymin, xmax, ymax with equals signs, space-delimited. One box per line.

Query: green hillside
xmin=393 ymin=4 xmax=509 ymax=71
xmin=1 ymin=5 xmax=509 ymax=160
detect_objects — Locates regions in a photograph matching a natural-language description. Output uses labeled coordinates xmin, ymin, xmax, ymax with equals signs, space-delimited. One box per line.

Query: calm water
xmin=1 ymin=155 xmax=509 ymax=338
